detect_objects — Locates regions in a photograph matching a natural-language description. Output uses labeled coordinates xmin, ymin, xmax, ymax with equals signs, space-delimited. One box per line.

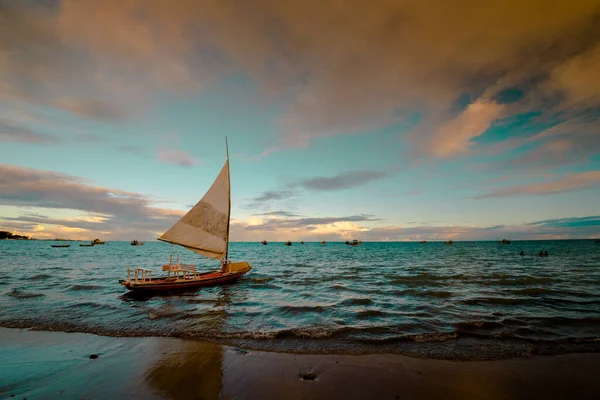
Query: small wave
xmin=247 ymin=277 xmax=274 ymax=284
xmin=509 ymin=288 xmax=553 ymax=296
xmin=27 ymin=274 xmax=52 ymax=281
xmin=69 ymin=284 xmax=103 ymax=291
xmin=279 ymin=305 xmax=325 ymax=314
xmin=186 ymin=298 xmax=217 ymax=304
xmin=355 ymin=309 xmax=386 ymax=319
xmin=462 ymin=297 xmax=531 ymax=305
xmin=490 ymin=276 xmax=555 ymax=286
xmin=456 ymin=320 xmax=503 ymax=330
xmin=341 ymin=297 xmax=372 ymax=306
xmin=6 ymin=289 xmax=45 ymax=299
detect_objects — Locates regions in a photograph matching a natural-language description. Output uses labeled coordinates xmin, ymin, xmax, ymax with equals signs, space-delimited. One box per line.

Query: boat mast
xmin=225 ymin=137 xmax=231 ymax=261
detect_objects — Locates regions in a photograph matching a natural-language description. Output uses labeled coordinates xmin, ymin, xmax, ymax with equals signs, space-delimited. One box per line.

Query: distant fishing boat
xmin=420 ymin=241 xmax=427 ymax=244
xmin=499 ymin=239 xmax=511 ymax=244
xmin=321 ymin=241 xmax=326 ymax=245
xmin=347 ymin=239 xmax=360 ymax=247
xmin=285 ymin=241 xmax=292 ymax=246
xmin=130 ymin=240 xmax=144 ymax=246
xmin=300 ymin=241 xmax=304 ymax=244
xmin=445 ymin=240 xmax=453 ymax=245
xmin=92 ymin=238 xmax=105 ymax=245
xmin=80 ymin=242 xmax=94 ymax=247
xmin=120 ymin=139 xmax=252 ymax=292
xmin=261 ymin=240 xmax=268 ymax=245
xmin=51 ymin=244 xmax=70 ymax=248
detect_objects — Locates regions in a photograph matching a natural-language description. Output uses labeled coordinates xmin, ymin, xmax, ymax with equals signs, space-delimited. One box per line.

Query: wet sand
xmin=1 ymin=327 xmax=598 ymax=399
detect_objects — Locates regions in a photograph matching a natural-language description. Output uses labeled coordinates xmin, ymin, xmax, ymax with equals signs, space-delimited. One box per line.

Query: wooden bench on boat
xmin=127 ymin=267 xmax=154 ymax=282
xmin=162 ymin=263 xmax=203 ymax=279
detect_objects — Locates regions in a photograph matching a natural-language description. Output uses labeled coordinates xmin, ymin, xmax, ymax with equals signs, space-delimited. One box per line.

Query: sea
xmin=1 ymin=240 xmax=599 ymax=360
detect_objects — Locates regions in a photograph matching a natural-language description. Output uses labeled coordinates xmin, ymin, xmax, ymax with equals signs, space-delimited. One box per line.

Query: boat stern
xmin=228 ymin=261 xmax=252 ymax=274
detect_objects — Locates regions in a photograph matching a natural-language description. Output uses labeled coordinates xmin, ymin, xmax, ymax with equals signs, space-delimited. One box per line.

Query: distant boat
xmin=285 ymin=241 xmax=292 ymax=246
xmin=80 ymin=242 xmax=95 ymax=247
xmin=420 ymin=241 xmax=427 ymax=244
xmin=499 ymin=239 xmax=511 ymax=244
xmin=51 ymin=244 xmax=70 ymax=248
xmin=300 ymin=241 xmax=304 ymax=244
xmin=261 ymin=240 xmax=268 ymax=245
xmin=320 ymin=241 xmax=326 ymax=245
xmin=445 ymin=240 xmax=453 ymax=245
xmin=130 ymin=240 xmax=144 ymax=246
xmin=92 ymin=238 xmax=105 ymax=245
xmin=120 ymin=139 xmax=252 ymax=292
xmin=351 ymin=239 xmax=360 ymax=247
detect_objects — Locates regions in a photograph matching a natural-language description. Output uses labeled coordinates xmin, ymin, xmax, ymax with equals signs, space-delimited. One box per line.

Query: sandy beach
xmin=1 ymin=327 xmax=598 ymax=400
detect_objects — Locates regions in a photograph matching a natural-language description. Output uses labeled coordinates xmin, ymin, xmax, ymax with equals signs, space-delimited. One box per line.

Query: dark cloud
xmin=248 ymin=190 xmax=296 ymax=205
xmin=244 ymin=214 xmax=378 ymax=231
xmin=0 ymin=118 xmax=58 ymax=144
xmin=3 ymin=0 xmax=600 ymax=154
xmin=293 ymin=170 xmax=387 ymax=191
xmin=0 ymin=164 xmax=182 ymax=239
xmin=247 ymin=169 xmax=389 ymax=209
xmin=252 ymin=210 xmax=302 ymax=217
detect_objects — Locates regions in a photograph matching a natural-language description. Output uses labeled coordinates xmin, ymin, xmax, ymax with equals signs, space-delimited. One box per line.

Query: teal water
xmin=1 ymin=240 xmax=599 ymax=360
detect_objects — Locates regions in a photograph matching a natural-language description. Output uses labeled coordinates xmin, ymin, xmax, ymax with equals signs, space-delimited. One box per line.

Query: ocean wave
xmin=341 ymin=297 xmax=372 ymax=306
xmin=461 ymin=297 xmax=532 ymax=305
xmin=6 ymin=289 xmax=45 ymax=299
xmin=27 ymin=274 xmax=52 ymax=281
xmin=69 ymin=284 xmax=103 ymax=291
xmin=278 ymin=304 xmax=326 ymax=314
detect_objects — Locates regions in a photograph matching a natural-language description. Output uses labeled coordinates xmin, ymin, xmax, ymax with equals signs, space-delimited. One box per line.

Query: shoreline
xmin=1 ymin=327 xmax=599 ymax=399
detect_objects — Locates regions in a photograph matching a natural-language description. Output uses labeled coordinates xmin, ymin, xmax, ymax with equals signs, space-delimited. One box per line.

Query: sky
xmin=1 ymin=0 xmax=599 ymax=242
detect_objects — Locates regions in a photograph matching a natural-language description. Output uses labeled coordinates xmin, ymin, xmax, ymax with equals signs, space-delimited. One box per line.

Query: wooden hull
xmin=120 ymin=267 xmax=251 ymax=292
xmin=51 ymin=245 xmax=70 ymax=248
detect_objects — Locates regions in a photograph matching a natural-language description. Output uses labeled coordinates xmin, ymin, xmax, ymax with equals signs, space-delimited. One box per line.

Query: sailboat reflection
xmin=143 ymin=285 xmax=235 ymax=399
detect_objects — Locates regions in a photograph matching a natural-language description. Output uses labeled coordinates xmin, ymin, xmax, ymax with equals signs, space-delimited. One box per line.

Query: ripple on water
xmin=7 ymin=288 xmax=45 ymax=299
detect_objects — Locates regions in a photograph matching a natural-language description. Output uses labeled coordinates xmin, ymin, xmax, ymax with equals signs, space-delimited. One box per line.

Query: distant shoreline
xmin=1 ymin=238 xmax=598 ymax=242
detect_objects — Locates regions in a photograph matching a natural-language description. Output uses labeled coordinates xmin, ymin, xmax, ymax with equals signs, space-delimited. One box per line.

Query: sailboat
xmin=120 ymin=139 xmax=252 ymax=292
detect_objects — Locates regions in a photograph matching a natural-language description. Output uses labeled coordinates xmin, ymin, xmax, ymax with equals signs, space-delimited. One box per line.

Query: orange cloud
xmin=478 ymin=171 xmax=600 ymax=198
xmin=1 ymin=0 xmax=600 ymax=149
xmin=419 ymin=99 xmax=505 ymax=158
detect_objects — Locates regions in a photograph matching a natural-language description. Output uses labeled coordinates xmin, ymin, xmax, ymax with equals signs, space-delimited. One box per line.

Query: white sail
xmin=159 ymin=160 xmax=230 ymax=260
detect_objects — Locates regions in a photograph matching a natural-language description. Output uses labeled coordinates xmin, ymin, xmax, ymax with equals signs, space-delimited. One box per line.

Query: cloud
xmin=246 ymin=169 xmax=389 ymax=209
xmin=230 ymin=213 xmax=600 ymax=241
xmin=549 ymin=42 xmax=600 ymax=107
xmin=252 ymin=210 xmax=302 ymax=217
xmin=293 ymin=170 xmax=388 ymax=191
xmin=0 ymin=118 xmax=58 ymax=144
xmin=477 ymin=171 xmax=600 ymax=198
xmin=250 ymin=190 xmax=296 ymax=203
xmin=527 ymin=216 xmax=600 ymax=228
xmin=3 ymin=0 xmax=600 ymax=150
xmin=157 ymin=149 xmax=199 ymax=167
xmin=416 ymin=99 xmax=505 ymax=158
xmin=243 ymin=214 xmax=379 ymax=231
xmin=0 ymin=164 xmax=183 ymax=240
xmin=55 ymin=98 xmax=129 ymax=122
